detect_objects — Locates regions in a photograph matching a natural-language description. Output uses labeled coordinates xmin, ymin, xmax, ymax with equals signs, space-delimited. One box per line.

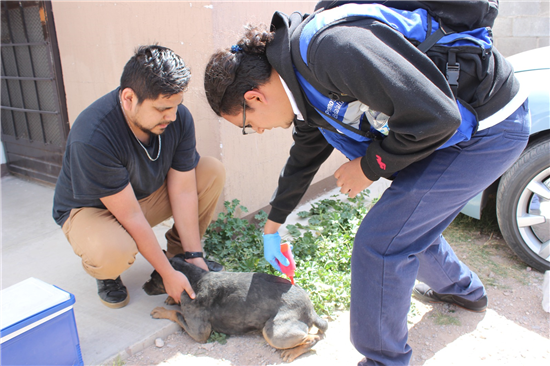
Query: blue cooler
xmin=1 ymin=278 xmax=84 ymax=365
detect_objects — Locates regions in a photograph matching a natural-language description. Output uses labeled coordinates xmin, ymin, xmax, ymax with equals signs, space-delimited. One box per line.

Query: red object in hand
xmin=277 ymin=243 xmax=296 ymax=285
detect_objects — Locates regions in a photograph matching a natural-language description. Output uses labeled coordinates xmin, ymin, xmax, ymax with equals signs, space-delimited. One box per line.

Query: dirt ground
xmin=124 ymin=227 xmax=550 ymax=366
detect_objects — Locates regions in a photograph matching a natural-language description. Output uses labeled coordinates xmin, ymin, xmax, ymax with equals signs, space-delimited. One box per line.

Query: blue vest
xmin=295 ymin=3 xmax=493 ymax=160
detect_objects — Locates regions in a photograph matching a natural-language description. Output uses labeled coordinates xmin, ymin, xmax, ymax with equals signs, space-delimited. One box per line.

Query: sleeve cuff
xmin=267 ymin=207 xmax=289 ymax=225
xmin=360 ymin=155 xmax=381 ymax=182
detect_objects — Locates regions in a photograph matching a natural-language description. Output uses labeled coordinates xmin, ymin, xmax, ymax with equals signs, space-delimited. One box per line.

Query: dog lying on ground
xmin=143 ymin=254 xmax=328 ymax=362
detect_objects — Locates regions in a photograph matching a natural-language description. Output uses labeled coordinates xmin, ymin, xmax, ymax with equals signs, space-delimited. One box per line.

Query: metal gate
xmin=1 ymin=0 xmax=68 ymax=184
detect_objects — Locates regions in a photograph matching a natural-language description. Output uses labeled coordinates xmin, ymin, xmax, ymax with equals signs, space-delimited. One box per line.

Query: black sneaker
xmin=205 ymin=259 xmax=224 ymax=272
xmin=413 ymin=282 xmax=488 ymax=312
xmin=166 ymin=251 xmax=224 ymax=272
xmin=97 ymin=276 xmax=129 ymax=309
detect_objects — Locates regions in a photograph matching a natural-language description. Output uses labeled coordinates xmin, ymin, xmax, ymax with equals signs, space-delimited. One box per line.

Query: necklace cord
xmin=119 ymin=93 xmax=162 ymax=162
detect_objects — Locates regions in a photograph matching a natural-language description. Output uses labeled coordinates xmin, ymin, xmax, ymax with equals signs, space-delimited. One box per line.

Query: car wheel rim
xmin=516 ymin=167 xmax=550 ymax=264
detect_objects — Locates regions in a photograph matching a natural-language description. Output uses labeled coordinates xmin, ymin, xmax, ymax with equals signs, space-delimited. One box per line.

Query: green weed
xmin=431 ymin=311 xmax=461 ymax=326
xmin=408 ymin=300 xmax=421 ymax=323
xmin=111 ymin=356 xmax=125 ymax=366
xmin=287 ymin=192 xmax=371 ymax=316
xmin=451 ymin=195 xmax=501 ymax=235
xmin=207 ymin=331 xmax=229 ymax=345
xmin=203 ymin=199 xmax=274 ymax=274
xmin=203 ymin=192 xmax=371 ymax=316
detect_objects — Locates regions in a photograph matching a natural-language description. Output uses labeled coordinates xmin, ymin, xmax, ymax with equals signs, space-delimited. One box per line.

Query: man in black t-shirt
xmin=53 ymin=45 xmax=225 ymax=309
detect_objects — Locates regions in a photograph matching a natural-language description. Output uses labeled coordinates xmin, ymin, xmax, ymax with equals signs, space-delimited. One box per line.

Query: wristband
xmin=184 ymin=251 xmax=204 ymax=259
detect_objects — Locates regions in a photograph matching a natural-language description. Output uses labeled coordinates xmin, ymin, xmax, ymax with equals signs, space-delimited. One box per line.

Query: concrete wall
xmin=494 ymin=0 xmax=549 ymax=56
xmin=49 ymin=0 xmax=548 ymax=217
xmin=51 ymin=0 xmax=346 ymax=216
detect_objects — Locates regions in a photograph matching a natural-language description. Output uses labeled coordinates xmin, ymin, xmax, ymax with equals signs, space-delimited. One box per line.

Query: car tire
xmin=496 ymin=137 xmax=550 ymax=272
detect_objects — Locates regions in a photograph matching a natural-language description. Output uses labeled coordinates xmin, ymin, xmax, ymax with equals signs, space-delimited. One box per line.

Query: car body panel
xmin=515 ymin=69 xmax=550 ymax=135
xmin=461 ymin=47 xmax=550 ymax=220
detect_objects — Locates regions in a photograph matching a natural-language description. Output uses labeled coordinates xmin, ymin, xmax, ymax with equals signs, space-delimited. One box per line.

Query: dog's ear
xmin=165 ymin=296 xmax=178 ymax=305
xmin=142 ymin=270 xmax=166 ymax=295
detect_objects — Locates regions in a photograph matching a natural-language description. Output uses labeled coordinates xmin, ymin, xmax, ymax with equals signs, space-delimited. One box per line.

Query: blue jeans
xmin=350 ymin=101 xmax=530 ymax=366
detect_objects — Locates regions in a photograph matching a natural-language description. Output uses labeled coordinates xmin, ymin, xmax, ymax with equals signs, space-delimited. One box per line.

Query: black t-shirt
xmin=52 ymin=88 xmax=200 ymax=227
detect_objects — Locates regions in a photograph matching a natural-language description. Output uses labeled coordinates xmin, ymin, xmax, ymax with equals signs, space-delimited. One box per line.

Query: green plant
xmin=203 ymin=192 xmax=372 ymax=317
xmin=451 ymin=195 xmax=501 ymax=235
xmin=111 ymin=356 xmax=125 ymax=366
xmin=408 ymin=299 xmax=420 ymax=321
xmin=207 ymin=331 xmax=229 ymax=345
xmin=204 ymin=199 xmax=274 ymax=274
xmin=287 ymin=192 xmax=371 ymax=316
xmin=431 ymin=311 xmax=461 ymax=326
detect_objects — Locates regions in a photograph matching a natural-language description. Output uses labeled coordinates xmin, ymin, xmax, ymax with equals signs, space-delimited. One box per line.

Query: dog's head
xmin=142 ymin=254 xmax=205 ymax=295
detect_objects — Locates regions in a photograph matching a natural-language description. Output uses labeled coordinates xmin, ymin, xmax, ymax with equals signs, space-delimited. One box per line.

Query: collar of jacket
xmin=267 ymin=11 xmax=345 ymax=134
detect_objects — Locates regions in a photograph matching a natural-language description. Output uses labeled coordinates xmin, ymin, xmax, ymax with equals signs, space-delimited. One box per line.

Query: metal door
xmin=1 ymin=0 xmax=68 ymax=184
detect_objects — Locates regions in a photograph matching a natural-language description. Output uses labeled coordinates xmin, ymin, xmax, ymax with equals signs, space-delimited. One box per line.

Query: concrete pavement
xmin=1 ymin=175 xmax=179 ymax=365
xmin=0 ymin=174 xmax=390 ymax=365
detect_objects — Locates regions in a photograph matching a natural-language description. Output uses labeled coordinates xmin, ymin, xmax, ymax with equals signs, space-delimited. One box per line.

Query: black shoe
xmin=166 ymin=251 xmax=224 ymax=272
xmin=97 ymin=276 xmax=129 ymax=309
xmin=413 ymin=282 xmax=488 ymax=312
xmin=205 ymin=259 xmax=224 ymax=272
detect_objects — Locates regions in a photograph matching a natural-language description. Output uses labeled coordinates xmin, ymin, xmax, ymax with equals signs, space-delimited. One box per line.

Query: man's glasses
xmin=242 ymin=100 xmax=256 ymax=135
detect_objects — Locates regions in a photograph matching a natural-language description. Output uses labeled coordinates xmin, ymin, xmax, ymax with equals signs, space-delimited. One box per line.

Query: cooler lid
xmin=1 ymin=277 xmax=71 ymax=331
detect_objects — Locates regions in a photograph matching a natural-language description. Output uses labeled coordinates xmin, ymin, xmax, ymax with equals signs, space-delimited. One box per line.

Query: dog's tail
xmin=313 ymin=315 xmax=328 ymax=335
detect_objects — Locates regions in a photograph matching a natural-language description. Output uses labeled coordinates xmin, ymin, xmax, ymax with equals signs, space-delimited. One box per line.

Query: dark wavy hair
xmin=204 ymin=24 xmax=275 ymax=116
xmin=120 ymin=45 xmax=191 ymax=103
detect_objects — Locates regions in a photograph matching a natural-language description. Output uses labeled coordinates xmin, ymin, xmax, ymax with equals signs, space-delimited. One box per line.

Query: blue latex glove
xmin=263 ymin=232 xmax=289 ymax=272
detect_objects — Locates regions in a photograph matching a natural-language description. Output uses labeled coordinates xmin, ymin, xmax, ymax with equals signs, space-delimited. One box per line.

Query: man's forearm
xmin=170 ymin=191 xmax=202 ymax=252
xmin=123 ymin=214 xmax=174 ymax=277
xmin=166 ymin=167 xmax=203 ymax=254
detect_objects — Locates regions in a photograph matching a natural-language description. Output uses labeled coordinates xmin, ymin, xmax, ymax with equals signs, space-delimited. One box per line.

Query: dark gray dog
xmin=143 ymin=254 xmax=328 ymax=362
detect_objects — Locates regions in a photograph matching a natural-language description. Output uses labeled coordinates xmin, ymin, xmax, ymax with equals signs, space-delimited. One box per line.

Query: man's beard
xmin=134 ymin=120 xmax=170 ymax=137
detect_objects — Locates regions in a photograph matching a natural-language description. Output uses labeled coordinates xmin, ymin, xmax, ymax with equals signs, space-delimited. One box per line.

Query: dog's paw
xmin=280 ymin=335 xmax=320 ymax=362
xmin=151 ymin=306 xmax=168 ymax=319
xmin=165 ymin=296 xmax=177 ymax=305
xmin=281 ymin=349 xmax=298 ymax=363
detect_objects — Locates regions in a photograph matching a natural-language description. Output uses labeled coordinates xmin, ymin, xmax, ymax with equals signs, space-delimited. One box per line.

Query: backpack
xmin=314 ymin=1 xmax=499 ymax=32
xmin=293 ymin=1 xmax=498 ymax=160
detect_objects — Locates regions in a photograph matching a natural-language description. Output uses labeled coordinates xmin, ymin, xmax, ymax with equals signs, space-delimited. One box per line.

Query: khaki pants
xmin=62 ymin=156 xmax=225 ymax=280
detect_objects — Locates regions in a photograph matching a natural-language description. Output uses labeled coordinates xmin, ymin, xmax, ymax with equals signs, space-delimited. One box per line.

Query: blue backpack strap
xmin=417 ymin=14 xmax=450 ymax=53
xmin=440 ymin=100 xmax=478 ymax=149
xmin=299 ymin=3 xmax=492 ymax=66
xmin=319 ymin=128 xmax=371 ymax=161
xmin=300 ymin=4 xmax=434 ymax=65
xmin=295 ymin=70 xmax=381 ymax=142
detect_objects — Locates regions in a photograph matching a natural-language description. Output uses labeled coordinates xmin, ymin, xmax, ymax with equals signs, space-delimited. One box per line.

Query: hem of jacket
xmin=477 ymin=83 xmax=530 ymax=131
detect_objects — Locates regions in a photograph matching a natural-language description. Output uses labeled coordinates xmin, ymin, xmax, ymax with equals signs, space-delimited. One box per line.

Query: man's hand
xmin=334 ymin=157 xmax=373 ymax=198
xmin=186 ymin=257 xmax=209 ymax=271
xmin=162 ymin=269 xmax=195 ymax=304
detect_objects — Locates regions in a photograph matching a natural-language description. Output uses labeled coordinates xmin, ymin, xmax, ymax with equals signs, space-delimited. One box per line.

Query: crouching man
xmin=53 ymin=45 xmax=225 ymax=308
